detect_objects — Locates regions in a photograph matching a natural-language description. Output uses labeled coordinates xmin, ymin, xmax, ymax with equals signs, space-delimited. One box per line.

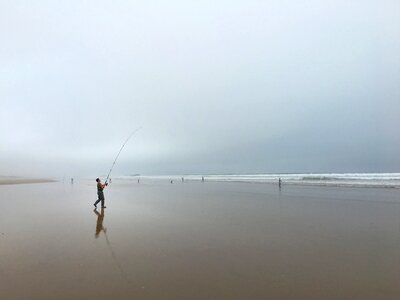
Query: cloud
xmin=1 ymin=0 xmax=399 ymax=176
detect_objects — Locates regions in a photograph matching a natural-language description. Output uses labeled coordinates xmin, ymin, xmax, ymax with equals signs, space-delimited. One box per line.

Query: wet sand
xmin=1 ymin=180 xmax=400 ymax=299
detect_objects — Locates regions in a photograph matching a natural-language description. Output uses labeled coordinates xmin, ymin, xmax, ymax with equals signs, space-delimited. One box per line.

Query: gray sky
xmin=1 ymin=0 xmax=399 ymax=177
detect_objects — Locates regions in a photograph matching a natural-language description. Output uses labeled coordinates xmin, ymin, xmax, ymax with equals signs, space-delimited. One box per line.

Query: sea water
xmin=118 ymin=173 xmax=400 ymax=188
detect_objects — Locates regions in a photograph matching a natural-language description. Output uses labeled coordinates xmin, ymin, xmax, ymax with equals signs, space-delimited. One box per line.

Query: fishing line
xmin=103 ymin=230 xmax=131 ymax=283
xmin=100 ymin=127 xmax=141 ymax=283
xmin=105 ymin=127 xmax=142 ymax=184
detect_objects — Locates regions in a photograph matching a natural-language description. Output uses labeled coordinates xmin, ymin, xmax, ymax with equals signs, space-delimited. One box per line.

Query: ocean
xmin=117 ymin=173 xmax=400 ymax=188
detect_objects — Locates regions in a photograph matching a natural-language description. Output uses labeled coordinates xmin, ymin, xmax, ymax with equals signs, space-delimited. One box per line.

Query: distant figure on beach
xmin=71 ymin=178 xmax=73 ymax=184
xmin=138 ymin=179 xmax=140 ymax=183
xmin=94 ymin=178 xmax=108 ymax=208
xmin=93 ymin=207 xmax=106 ymax=238
xmin=182 ymin=177 xmax=184 ymax=183
xmin=202 ymin=176 xmax=204 ymax=182
xmin=170 ymin=180 xmax=173 ymax=184
xmin=278 ymin=178 xmax=282 ymax=188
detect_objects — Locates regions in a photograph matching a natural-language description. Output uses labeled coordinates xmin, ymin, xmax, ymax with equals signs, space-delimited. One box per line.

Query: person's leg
xmin=94 ymin=191 xmax=102 ymax=207
xmin=99 ymin=191 xmax=106 ymax=208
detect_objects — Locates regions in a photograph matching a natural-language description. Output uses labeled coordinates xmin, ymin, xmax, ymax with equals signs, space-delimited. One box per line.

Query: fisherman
xmin=278 ymin=177 xmax=282 ymax=188
xmin=94 ymin=178 xmax=108 ymax=208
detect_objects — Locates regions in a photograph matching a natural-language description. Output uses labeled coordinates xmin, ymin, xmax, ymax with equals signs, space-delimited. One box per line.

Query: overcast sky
xmin=1 ymin=0 xmax=399 ymax=177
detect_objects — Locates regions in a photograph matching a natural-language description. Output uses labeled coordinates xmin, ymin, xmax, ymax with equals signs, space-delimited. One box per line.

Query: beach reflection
xmin=93 ymin=208 xmax=106 ymax=238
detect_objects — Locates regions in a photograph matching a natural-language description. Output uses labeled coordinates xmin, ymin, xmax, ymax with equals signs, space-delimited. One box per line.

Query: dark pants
xmin=94 ymin=191 xmax=105 ymax=207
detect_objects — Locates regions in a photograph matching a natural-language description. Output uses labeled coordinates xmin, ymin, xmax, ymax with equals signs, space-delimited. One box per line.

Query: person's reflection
xmin=93 ymin=208 xmax=106 ymax=238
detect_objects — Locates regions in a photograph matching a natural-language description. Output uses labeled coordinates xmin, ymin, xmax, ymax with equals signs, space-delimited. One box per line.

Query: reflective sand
xmin=1 ymin=180 xmax=400 ymax=299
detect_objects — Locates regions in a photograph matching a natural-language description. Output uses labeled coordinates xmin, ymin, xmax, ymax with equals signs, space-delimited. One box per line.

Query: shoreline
xmin=201 ymin=180 xmax=400 ymax=189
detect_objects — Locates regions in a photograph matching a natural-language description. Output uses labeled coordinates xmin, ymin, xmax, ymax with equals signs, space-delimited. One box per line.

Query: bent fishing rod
xmin=104 ymin=127 xmax=142 ymax=184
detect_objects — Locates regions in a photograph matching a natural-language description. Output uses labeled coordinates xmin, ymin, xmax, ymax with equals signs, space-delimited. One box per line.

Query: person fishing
xmin=94 ymin=178 xmax=108 ymax=208
xmin=93 ymin=127 xmax=141 ymax=209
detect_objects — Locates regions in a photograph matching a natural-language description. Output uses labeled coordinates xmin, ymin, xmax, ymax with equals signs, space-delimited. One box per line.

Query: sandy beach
xmin=1 ymin=180 xmax=399 ymax=299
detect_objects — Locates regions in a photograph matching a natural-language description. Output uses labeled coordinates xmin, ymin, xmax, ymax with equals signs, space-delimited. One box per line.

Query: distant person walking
xmin=94 ymin=178 xmax=108 ymax=208
xmin=71 ymin=178 xmax=73 ymax=184
xmin=278 ymin=178 xmax=282 ymax=188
